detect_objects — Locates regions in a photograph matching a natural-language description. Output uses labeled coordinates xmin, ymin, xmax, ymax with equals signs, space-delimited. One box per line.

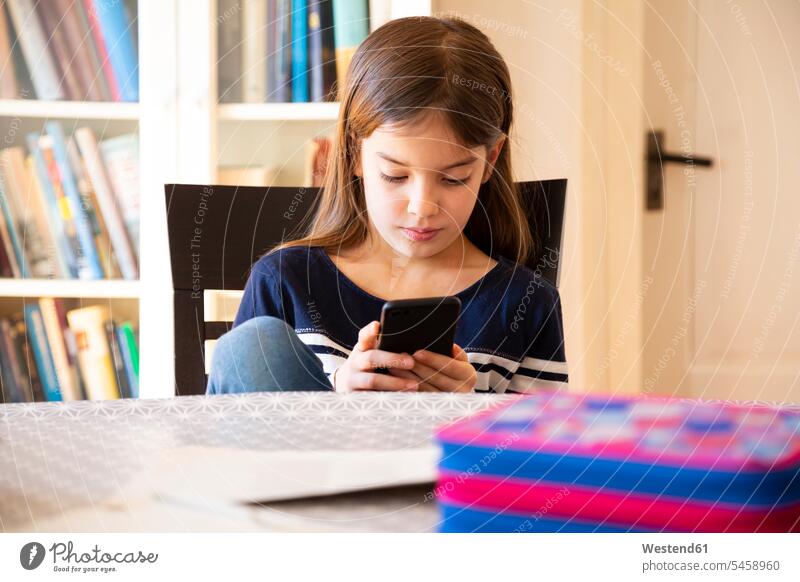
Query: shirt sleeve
xmin=508 ymin=280 xmax=569 ymax=393
xmin=232 ymin=266 xmax=294 ymax=328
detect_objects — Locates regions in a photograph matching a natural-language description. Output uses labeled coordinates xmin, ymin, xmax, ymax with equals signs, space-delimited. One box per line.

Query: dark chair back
xmin=165 ymin=179 xmax=567 ymax=395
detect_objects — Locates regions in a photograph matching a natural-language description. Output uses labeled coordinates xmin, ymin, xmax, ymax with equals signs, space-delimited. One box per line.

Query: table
xmin=0 ymin=392 xmax=513 ymax=532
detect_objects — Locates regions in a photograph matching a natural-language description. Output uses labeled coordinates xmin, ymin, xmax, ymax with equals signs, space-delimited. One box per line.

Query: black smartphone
xmin=376 ymin=296 xmax=462 ymax=359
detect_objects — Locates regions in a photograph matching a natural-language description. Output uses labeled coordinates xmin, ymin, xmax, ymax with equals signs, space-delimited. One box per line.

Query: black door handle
xmin=646 ymin=130 xmax=714 ymax=210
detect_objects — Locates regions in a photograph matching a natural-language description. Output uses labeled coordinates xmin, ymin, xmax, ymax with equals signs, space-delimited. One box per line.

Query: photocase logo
xmin=20 ymin=542 xmax=46 ymax=570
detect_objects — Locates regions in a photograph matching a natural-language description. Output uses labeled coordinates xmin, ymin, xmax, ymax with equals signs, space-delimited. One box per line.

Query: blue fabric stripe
xmin=438 ymin=503 xmax=652 ymax=532
xmin=439 ymin=443 xmax=800 ymax=505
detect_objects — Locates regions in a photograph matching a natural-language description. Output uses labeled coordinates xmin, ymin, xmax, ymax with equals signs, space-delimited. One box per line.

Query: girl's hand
xmin=389 ymin=344 xmax=477 ymax=393
xmin=332 ymin=321 xmax=419 ymax=392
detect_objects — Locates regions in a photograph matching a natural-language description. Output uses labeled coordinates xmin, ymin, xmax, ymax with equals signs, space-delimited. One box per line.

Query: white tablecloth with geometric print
xmin=0 ymin=392 xmax=514 ymax=532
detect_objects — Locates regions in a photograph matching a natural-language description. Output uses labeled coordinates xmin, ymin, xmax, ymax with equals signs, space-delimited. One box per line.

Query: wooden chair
xmin=165 ymin=180 xmax=567 ymax=395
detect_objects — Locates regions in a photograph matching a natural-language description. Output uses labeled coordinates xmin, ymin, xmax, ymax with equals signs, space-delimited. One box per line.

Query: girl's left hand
xmin=389 ymin=343 xmax=476 ymax=392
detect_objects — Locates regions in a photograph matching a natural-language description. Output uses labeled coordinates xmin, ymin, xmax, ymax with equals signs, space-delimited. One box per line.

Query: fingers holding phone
xmin=389 ymin=343 xmax=477 ymax=392
xmin=332 ymin=321 xmax=419 ymax=393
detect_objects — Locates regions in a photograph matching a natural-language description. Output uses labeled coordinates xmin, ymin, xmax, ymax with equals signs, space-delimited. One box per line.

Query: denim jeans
xmin=206 ymin=316 xmax=334 ymax=394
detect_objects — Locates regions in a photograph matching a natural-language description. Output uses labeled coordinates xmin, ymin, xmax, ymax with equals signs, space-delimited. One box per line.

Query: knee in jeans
xmin=209 ymin=316 xmax=291 ymax=393
xmin=213 ymin=316 xmax=293 ymax=364
xmin=229 ymin=315 xmax=291 ymax=340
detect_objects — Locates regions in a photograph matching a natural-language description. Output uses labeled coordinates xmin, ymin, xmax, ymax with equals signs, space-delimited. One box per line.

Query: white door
xmin=642 ymin=0 xmax=800 ymax=402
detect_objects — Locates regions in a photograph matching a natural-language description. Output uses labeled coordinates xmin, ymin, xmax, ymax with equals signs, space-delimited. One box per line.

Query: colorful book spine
xmin=45 ymin=121 xmax=104 ymax=279
xmin=332 ymin=0 xmax=369 ymax=99
xmin=66 ymin=304 xmax=120 ymax=400
xmin=116 ymin=322 xmax=139 ymax=398
xmin=35 ymin=0 xmax=82 ymax=100
xmin=56 ymin=0 xmax=106 ymax=101
xmin=308 ymin=0 xmax=337 ymax=103
xmin=0 ymin=147 xmax=54 ymax=278
xmin=26 ymin=133 xmax=79 ymax=279
xmin=0 ymin=177 xmax=27 ymax=277
xmin=72 ymin=0 xmax=112 ymax=101
xmin=273 ymin=0 xmax=293 ymax=102
xmin=90 ymin=0 xmax=139 ymax=102
xmin=74 ymin=128 xmax=138 ymax=280
xmin=4 ymin=0 xmax=65 ymax=100
xmin=24 ymin=304 xmax=63 ymax=402
xmin=4 ymin=2 xmax=35 ymax=99
xmin=291 ymin=0 xmax=309 ymax=102
xmin=24 ymin=154 xmax=69 ymax=278
xmin=16 ymin=317 xmax=45 ymax=402
xmin=0 ymin=4 xmax=19 ymax=98
xmin=0 ymin=219 xmax=14 ymax=277
xmin=82 ymin=0 xmax=121 ymax=101
xmin=2 ymin=316 xmax=32 ymax=401
xmin=99 ymin=133 xmax=140 ymax=258
xmin=66 ymin=136 xmax=121 ymax=279
xmin=106 ymin=320 xmax=131 ymax=398
xmin=119 ymin=321 xmax=139 ymax=386
xmin=0 ymin=319 xmax=25 ymax=402
xmin=39 ymin=297 xmax=83 ymax=401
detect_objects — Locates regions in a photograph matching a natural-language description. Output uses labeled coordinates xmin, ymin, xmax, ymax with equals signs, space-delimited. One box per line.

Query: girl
xmin=207 ymin=16 xmax=568 ymax=395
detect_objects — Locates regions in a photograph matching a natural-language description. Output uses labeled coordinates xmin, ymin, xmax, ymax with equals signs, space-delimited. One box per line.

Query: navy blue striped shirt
xmin=233 ymin=245 xmax=568 ymax=393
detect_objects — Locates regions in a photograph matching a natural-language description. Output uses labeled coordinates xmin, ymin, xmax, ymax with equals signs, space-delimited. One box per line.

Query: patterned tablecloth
xmin=0 ymin=392 xmax=514 ymax=532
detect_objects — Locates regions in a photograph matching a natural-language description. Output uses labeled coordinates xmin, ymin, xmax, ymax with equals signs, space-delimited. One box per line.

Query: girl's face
xmin=355 ymin=112 xmax=504 ymax=260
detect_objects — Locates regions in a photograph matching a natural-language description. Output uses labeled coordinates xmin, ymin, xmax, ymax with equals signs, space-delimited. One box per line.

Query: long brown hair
xmin=272 ymin=16 xmax=534 ymax=264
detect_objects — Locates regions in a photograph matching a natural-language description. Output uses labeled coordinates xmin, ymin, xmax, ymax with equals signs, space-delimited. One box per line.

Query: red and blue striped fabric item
xmin=434 ymin=392 xmax=800 ymax=532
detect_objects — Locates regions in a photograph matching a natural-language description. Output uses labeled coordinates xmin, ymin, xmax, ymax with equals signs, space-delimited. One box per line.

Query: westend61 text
xmin=642 ymin=543 xmax=708 ymax=554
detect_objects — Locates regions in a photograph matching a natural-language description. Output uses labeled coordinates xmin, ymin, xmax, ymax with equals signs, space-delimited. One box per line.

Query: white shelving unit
xmin=217 ymin=102 xmax=340 ymax=122
xmin=0 ymin=99 xmax=140 ymax=120
xmin=1 ymin=0 xmax=433 ymax=399
xmin=0 ymin=279 xmax=140 ymax=299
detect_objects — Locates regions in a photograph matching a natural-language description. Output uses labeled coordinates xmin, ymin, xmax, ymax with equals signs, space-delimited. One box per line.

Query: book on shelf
xmin=332 ymin=0 xmax=369 ymax=100
xmin=99 ymin=133 xmax=140 ymax=260
xmin=0 ymin=299 xmax=140 ymax=404
xmin=24 ymin=303 xmax=61 ymax=402
xmin=0 ymin=0 xmax=138 ymax=102
xmin=242 ymin=0 xmax=268 ymax=103
xmin=39 ymin=297 xmax=84 ymax=401
xmin=0 ymin=122 xmax=139 ymax=280
xmin=217 ymin=0 xmax=244 ymax=102
xmin=218 ymin=0 xmax=371 ymax=104
xmin=67 ymin=304 xmax=134 ymax=400
xmin=291 ymin=0 xmax=309 ymax=102
xmin=308 ymin=0 xmax=337 ymax=103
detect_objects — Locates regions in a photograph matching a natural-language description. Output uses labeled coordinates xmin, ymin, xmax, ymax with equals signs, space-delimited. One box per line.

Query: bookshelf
xmin=0 ymin=0 xmax=433 ymax=402
xmin=0 ymin=0 xmax=176 ymax=402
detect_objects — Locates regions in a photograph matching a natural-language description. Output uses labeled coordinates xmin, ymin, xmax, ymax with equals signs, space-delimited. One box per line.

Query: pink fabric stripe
xmin=436 ymin=472 xmax=800 ymax=532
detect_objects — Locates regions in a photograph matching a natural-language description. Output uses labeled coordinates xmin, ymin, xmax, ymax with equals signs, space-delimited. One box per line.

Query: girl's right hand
xmin=332 ymin=321 xmax=419 ymax=392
